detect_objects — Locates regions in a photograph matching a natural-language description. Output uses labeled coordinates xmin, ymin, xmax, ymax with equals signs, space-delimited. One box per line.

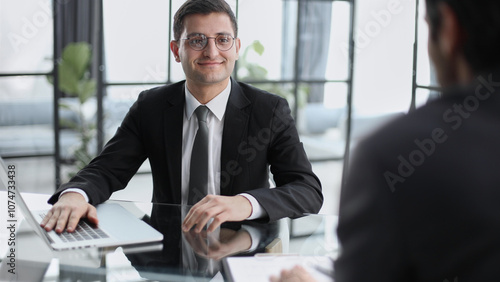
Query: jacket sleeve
xmin=243 ymin=98 xmax=323 ymax=221
xmin=48 ymin=92 xmax=148 ymax=205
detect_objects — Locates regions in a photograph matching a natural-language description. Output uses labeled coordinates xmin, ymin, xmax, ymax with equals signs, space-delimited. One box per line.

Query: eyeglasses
xmin=181 ymin=34 xmax=235 ymax=51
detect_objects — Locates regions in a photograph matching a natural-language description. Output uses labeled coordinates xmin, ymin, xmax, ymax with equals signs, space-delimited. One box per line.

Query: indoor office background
xmin=0 ymin=0 xmax=436 ymax=215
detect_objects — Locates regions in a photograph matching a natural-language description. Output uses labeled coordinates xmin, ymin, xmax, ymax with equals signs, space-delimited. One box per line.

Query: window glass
xmin=351 ymin=0 xmax=414 ymax=115
xmin=295 ymin=1 xmax=338 ymax=82
xmin=237 ymin=0 xmax=284 ymax=81
xmin=415 ymin=87 xmax=432 ymax=109
xmin=0 ymin=0 xmax=53 ymax=73
xmin=300 ymin=82 xmax=347 ymax=136
xmin=0 ymin=76 xmax=55 ymax=157
xmin=0 ymin=75 xmax=52 ymax=101
xmin=326 ymin=1 xmax=351 ymax=81
xmin=324 ymin=82 xmax=348 ymax=109
xmin=416 ymin=0 xmax=436 ymax=89
xmin=103 ymin=0 xmax=169 ymax=83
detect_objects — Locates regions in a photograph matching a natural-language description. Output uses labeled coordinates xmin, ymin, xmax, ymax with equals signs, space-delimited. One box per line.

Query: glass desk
xmin=0 ymin=192 xmax=338 ymax=281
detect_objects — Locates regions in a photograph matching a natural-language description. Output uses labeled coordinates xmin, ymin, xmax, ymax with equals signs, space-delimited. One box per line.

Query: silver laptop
xmin=0 ymin=157 xmax=163 ymax=250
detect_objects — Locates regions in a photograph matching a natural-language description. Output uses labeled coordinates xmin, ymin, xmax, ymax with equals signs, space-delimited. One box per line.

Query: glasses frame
xmin=181 ymin=34 xmax=236 ymax=51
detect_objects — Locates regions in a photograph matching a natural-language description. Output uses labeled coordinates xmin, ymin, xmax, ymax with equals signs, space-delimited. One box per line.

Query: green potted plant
xmin=48 ymin=42 xmax=97 ymax=178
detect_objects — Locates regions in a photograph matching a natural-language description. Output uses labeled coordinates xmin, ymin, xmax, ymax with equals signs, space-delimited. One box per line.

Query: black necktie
xmin=188 ymin=106 xmax=209 ymax=205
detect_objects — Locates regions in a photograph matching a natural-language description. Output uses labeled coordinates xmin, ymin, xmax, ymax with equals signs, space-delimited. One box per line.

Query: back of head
xmin=426 ymin=0 xmax=500 ymax=74
xmin=173 ymin=0 xmax=238 ymax=41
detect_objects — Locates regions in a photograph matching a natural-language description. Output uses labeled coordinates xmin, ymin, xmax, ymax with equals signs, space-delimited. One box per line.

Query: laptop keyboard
xmin=40 ymin=213 xmax=109 ymax=242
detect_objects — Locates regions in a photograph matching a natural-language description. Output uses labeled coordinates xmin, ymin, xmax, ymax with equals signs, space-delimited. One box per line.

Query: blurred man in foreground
xmin=273 ymin=0 xmax=500 ymax=281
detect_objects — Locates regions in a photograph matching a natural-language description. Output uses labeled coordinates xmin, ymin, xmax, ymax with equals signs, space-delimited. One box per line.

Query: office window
xmin=237 ymin=0 xmax=284 ymax=81
xmin=0 ymin=0 xmax=55 ymax=159
xmin=0 ymin=0 xmax=57 ymax=191
xmin=0 ymin=0 xmax=54 ymax=74
xmin=347 ymin=0 xmax=438 ymax=150
xmin=103 ymin=0 xmax=170 ymax=83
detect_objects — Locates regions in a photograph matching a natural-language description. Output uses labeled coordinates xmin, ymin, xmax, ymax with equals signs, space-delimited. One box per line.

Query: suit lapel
xmin=220 ymin=80 xmax=250 ymax=194
xmin=163 ymin=83 xmax=185 ymax=204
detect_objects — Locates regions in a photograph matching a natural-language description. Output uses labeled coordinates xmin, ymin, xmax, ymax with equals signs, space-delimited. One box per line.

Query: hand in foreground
xmin=182 ymin=195 xmax=252 ymax=233
xmin=40 ymin=192 xmax=98 ymax=233
xmin=270 ymin=265 xmax=317 ymax=282
xmin=183 ymin=228 xmax=252 ymax=260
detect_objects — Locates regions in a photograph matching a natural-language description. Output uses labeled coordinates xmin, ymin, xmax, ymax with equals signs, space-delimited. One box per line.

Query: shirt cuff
xmin=239 ymin=193 xmax=267 ymax=220
xmin=60 ymin=188 xmax=89 ymax=203
xmin=239 ymin=225 xmax=262 ymax=253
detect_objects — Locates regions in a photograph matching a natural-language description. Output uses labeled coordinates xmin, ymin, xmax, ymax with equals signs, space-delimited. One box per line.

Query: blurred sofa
xmin=0 ymin=99 xmax=80 ymax=159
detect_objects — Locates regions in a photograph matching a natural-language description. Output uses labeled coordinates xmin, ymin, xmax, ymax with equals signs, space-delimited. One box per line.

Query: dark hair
xmin=173 ymin=0 xmax=238 ymax=41
xmin=426 ymin=0 xmax=500 ymax=74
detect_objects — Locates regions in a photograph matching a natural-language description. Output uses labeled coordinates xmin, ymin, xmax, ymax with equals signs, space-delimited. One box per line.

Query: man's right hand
xmin=40 ymin=192 xmax=98 ymax=233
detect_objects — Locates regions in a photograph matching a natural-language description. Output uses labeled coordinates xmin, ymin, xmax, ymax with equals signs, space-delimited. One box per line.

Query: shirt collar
xmin=185 ymin=79 xmax=231 ymax=122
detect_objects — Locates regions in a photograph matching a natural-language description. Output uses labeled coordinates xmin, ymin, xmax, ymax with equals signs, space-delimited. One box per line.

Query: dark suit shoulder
xmin=135 ymin=81 xmax=185 ymax=107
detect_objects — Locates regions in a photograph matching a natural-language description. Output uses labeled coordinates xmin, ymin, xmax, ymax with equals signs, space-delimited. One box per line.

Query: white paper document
xmin=223 ymin=255 xmax=334 ymax=282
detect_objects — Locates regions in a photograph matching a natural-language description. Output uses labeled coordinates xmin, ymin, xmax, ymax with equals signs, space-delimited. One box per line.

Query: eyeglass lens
xmin=187 ymin=34 xmax=234 ymax=51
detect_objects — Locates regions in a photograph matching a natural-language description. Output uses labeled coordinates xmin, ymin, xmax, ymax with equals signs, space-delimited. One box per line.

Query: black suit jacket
xmin=335 ymin=75 xmax=500 ymax=281
xmin=50 ymin=78 xmax=323 ymax=221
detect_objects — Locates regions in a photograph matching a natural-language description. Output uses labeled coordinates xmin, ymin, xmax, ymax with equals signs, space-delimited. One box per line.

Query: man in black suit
xmin=41 ymin=0 xmax=322 ymax=234
xmin=273 ymin=0 xmax=500 ymax=281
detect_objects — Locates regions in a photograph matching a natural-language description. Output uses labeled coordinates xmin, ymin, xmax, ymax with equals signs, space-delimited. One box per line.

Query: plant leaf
xmin=61 ymin=42 xmax=91 ymax=80
xmin=247 ymin=65 xmax=268 ymax=80
xmin=58 ymin=62 xmax=80 ymax=95
xmin=252 ymin=40 xmax=265 ymax=56
xmin=78 ymin=79 xmax=97 ymax=104
xmin=46 ymin=74 xmax=54 ymax=85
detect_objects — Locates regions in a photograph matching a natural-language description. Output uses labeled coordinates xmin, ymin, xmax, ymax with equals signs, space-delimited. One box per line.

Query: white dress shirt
xmin=182 ymin=81 xmax=265 ymax=220
xmin=63 ymin=80 xmax=266 ymax=220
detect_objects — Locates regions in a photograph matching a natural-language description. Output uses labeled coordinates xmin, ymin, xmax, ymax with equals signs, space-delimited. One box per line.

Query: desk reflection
xmin=0 ymin=194 xmax=307 ymax=282
xmin=127 ymin=204 xmax=283 ymax=279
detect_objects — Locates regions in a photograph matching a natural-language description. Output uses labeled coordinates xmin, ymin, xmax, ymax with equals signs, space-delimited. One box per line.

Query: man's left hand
xmin=182 ymin=195 xmax=252 ymax=233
